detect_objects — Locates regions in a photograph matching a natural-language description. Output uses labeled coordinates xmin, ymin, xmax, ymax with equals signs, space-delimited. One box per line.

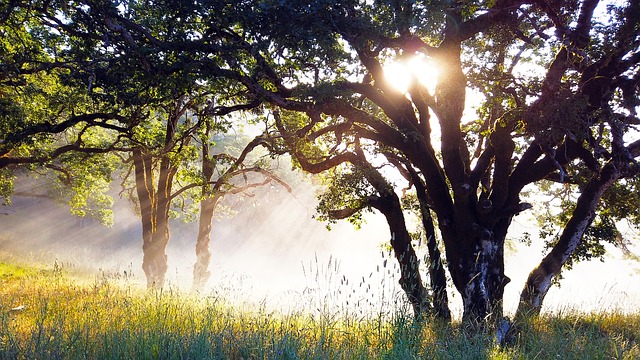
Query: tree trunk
xmin=132 ymin=148 xmax=162 ymax=289
xmin=440 ymin=216 xmax=511 ymax=326
xmin=462 ymin=238 xmax=503 ymax=325
xmin=135 ymin=155 xmax=173 ymax=290
xmin=192 ymin=120 xmax=217 ymax=292
xmin=516 ymin=162 xmax=621 ymax=318
xmin=192 ymin=194 xmax=219 ymax=292
xmin=132 ymin=110 xmax=181 ymax=289
xmin=356 ymin=159 xmax=431 ymax=319
xmin=410 ymin=168 xmax=451 ymax=320
xmin=424 ymin=229 xmax=451 ymax=321
xmin=369 ymin=193 xmax=431 ymax=319
xmin=142 ymin=230 xmax=170 ymax=289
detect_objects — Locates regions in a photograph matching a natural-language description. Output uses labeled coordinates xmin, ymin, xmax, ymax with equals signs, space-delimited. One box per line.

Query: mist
xmin=1 ymin=173 xmax=639 ymax=318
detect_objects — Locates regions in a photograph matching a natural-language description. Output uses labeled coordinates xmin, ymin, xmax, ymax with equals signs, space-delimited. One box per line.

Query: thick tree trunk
xmin=133 ymin=147 xmax=178 ymax=289
xmin=137 ymin=189 xmax=172 ymax=289
xmin=516 ymin=162 xmax=620 ymax=318
xmin=142 ymin=230 xmax=170 ymax=288
xmin=148 ymin=150 xmax=175 ymax=288
xmin=460 ymin=237 xmax=504 ymax=325
xmin=135 ymin=102 xmax=185 ymax=289
xmin=441 ymin=217 xmax=511 ymax=326
xmin=132 ymin=148 xmax=160 ymax=289
xmin=147 ymin=195 xmax=171 ymax=288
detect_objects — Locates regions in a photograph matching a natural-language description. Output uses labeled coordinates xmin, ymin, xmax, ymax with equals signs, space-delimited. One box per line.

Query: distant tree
xmin=188 ymin=108 xmax=290 ymax=292
xmin=0 ymin=3 xmax=129 ymax=217
xmin=1 ymin=1 xmax=284 ymax=289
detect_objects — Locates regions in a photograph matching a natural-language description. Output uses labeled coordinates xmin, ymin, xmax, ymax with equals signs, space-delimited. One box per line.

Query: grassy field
xmin=1 ymin=259 xmax=638 ymax=359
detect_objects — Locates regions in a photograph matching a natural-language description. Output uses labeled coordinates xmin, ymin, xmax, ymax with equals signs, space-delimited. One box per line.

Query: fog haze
xmin=1 ymin=175 xmax=639 ymax=318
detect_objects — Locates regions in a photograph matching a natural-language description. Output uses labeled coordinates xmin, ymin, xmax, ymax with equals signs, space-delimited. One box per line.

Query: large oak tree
xmin=203 ymin=0 xmax=640 ymax=325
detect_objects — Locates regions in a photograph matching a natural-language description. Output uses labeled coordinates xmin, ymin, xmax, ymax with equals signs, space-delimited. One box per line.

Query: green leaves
xmin=315 ymin=165 xmax=374 ymax=229
xmin=0 ymin=168 xmax=15 ymax=205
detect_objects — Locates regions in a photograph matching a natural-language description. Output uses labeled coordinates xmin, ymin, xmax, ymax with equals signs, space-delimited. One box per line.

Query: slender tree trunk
xmin=516 ymin=162 xmax=620 ymax=318
xmin=410 ymin=169 xmax=451 ymax=320
xmin=357 ymin=158 xmax=431 ymax=319
xmin=371 ymin=194 xmax=431 ymax=319
xmin=424 ymin=229 xmax=451 ymax=321
xmin=192 ymin=194 xmax=219 ymax=291
xmin=192 ymin=120 xmax=216 ymax=292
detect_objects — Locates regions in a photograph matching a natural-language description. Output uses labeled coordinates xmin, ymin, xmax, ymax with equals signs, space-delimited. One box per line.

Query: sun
xmin=383 ymin=54 xmax=439 ymax=94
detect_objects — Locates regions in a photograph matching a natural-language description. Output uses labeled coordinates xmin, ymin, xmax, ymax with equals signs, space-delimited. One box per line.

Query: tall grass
xmin=1 ymin=260 xmax=638 ymax=359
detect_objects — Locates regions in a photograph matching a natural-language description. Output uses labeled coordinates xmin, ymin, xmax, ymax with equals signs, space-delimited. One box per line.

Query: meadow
xmin=1 ymin=259 xmax=639 ymax=360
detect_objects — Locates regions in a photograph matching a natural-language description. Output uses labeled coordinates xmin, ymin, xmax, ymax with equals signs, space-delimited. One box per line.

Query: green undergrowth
xmin=1 ymin=260 xmax=638 ymax=359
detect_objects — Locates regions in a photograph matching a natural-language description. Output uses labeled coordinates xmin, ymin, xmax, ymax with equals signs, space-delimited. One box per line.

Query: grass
xmin=1 ymin=260 xmax=639 ymax=359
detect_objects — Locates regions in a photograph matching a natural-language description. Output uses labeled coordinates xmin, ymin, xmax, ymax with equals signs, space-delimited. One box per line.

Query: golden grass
xmin=1 ymin=260 xmax=638 ymax=359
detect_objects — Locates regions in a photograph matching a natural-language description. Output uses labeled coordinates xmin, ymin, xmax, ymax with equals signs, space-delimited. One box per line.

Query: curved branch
xmin=328 ymin=206 xmax=366 ymax=220
xmin=2 ymin=113 xmax=129 ymax=147
xmin=0 ymin=141 xmax=127 ymax=169
xmin=457 ymin=0 xmax=531 ymax=41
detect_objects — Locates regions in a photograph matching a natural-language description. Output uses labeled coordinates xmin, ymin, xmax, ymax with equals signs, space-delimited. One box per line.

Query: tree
xmin=203 ymin=0 xmax=639 ymax=325
xmin=8 ymin=0 xmax=639 ymax=329
xmin=190 ymin=111 xmax=291 ymax=292
xmin=1 ymin=2 xmax=130 ymax=216
xmin=1 ymin=0 xmax=284 ymax=290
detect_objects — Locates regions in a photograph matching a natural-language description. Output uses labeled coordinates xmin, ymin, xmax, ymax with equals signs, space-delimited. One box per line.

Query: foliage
xmin=315 ymin=165 xmax=376 ymax=229
xmin=0 ymin=168 xmax=14 ymax=205
xmin=537 ymin=173 xmax=640 ymax=273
